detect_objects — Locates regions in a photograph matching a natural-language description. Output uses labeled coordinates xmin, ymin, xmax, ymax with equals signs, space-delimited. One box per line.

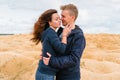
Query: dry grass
xmin=0 ymin=34 xmax=120 ymax=80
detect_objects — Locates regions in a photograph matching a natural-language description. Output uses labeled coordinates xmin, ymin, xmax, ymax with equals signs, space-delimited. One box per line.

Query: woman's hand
xmin=43 ymin=52 xmax=51 ymax=65
xmin=61 ymin=24 xmax=72 ymax=44
xmin=62 ymin=24 xmax=72 ymax=37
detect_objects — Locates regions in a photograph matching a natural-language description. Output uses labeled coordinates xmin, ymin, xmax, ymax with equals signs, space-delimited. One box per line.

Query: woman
xmin=41 ymin=4 xmax=86 ymax=80
xmin=31 ymin=9 xmax=71 ymax=80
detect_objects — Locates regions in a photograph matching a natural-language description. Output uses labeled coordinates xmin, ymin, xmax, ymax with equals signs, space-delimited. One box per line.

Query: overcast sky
xmin=0 ymin=0 xmax=120 ymax=34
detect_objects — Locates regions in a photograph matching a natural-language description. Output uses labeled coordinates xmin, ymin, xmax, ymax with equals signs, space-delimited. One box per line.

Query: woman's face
xmin=49 ymin=13 xmax=61 ymax=29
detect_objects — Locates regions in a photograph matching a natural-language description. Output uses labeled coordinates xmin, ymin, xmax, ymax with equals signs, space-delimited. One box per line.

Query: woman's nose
xmin=59 ymin=18 xmax=61 ymax=20
xmin=59 ymin=19 xmax=61 ymax=21
xmin=59 ymin=18 xmax=62 ymax=20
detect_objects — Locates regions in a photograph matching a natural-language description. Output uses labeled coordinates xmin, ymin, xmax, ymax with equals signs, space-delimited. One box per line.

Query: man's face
xmin=61 ymin=10 xmax=73 ymax=26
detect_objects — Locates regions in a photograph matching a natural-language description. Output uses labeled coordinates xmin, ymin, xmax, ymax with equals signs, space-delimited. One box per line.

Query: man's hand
xmin=43 ymin=52 xmax=51 ymax=65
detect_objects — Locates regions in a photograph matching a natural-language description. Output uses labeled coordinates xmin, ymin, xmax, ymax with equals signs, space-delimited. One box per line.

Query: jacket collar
xmin=68 ymin=25 xmax=81 ymax=37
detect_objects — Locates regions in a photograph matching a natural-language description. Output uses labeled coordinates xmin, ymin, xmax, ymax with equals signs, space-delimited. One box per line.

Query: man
xmin=43 ymin=4 xmax=86 ymax=80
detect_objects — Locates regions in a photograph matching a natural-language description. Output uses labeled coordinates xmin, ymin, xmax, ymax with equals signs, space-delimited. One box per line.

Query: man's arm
xmin=48 ymin=34 xmax=86 ymax=69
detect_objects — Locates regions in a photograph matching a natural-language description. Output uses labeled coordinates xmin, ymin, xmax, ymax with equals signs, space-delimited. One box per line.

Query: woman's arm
xmin=48 ymin=31 xmax=66 ymax=54
xmin=61 ymin=25 xmax=71 ymax=44
xmin=48 ymin=26 xmax=71 ymax=54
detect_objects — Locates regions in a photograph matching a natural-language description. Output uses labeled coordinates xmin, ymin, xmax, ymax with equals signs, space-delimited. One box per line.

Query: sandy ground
xmin=0 ymin=34 xmax=120 ymax=80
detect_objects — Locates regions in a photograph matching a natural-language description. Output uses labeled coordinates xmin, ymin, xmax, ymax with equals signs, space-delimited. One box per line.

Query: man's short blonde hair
xmin=60 ymin=4 xmax=78 ymax=21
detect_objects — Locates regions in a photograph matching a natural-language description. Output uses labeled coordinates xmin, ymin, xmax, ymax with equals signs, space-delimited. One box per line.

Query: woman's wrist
xmin=62 ymin=35 xmax=67 ymax=37
xmin=62 ymin=37 xmax=67 ymax=44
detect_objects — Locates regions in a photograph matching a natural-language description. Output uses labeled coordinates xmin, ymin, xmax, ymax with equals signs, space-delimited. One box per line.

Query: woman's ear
xmin=48 ymin=21 xmax=52 ymax=26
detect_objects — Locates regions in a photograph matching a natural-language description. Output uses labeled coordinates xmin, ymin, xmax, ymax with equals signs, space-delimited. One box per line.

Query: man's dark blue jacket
xmin=49 ymin=25 xmax=86 ymax=79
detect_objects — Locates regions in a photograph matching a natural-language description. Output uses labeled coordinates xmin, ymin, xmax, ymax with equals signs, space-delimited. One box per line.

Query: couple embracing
xmin=32 ymin=4 xmax=86 ymax=80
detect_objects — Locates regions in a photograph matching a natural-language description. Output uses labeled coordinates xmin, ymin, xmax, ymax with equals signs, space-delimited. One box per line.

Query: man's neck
xmin=70 ymin=22 xmax=75 ymax=30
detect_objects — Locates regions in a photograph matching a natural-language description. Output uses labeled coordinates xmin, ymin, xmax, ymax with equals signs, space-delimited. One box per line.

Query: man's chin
xmin=62 ymin=23 xmax=67 ymax=26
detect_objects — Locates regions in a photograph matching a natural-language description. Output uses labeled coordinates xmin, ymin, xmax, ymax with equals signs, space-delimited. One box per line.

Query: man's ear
xmin=71 ymin=16 xmax=75 ymax=21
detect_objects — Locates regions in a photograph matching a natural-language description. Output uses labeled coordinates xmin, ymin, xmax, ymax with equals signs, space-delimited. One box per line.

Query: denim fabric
xmin=56 ymin=77 xmax=80 ymax=80
xmin=35 ymin=70 xmax=54 ymax=80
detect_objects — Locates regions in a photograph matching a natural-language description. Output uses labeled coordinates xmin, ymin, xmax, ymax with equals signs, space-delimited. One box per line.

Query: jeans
xmin=56 ymin=77 xmax=80 ymax=80
xmin=35 ymin=70 xmax=54 ymax=80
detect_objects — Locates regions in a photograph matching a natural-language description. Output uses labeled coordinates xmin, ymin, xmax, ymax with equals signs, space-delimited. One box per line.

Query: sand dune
xmin=0 ymin=34 xmax=120 ymax=80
